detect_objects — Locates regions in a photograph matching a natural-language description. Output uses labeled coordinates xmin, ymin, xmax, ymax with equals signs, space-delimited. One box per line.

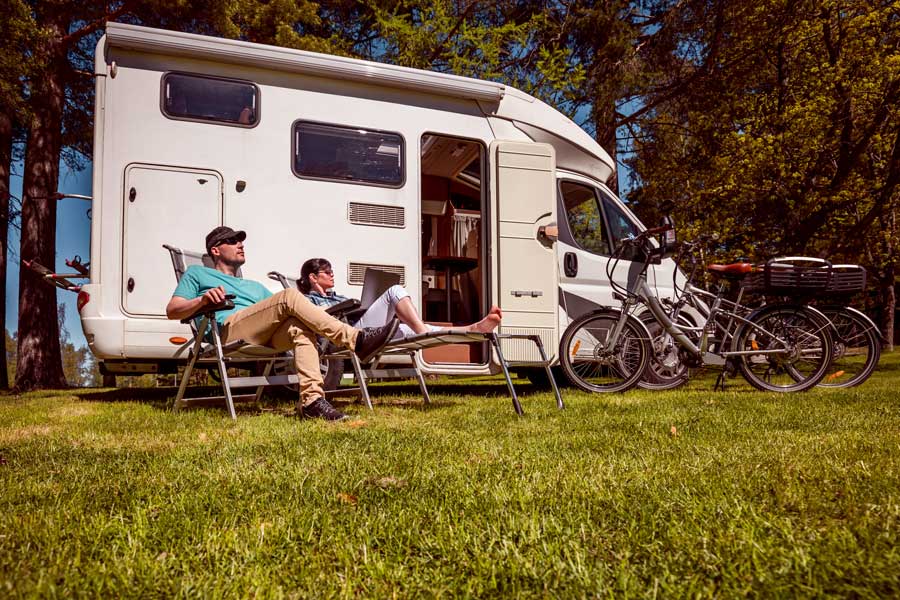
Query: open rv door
xmin=490 ymin=141 xmax=559 ymax=363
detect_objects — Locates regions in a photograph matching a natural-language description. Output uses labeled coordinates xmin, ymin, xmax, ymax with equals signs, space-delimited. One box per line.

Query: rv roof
xmin=102 ymin=22 xmax=616 ymax=181
xmin=104 ymin=22 xmax=505 ymax=102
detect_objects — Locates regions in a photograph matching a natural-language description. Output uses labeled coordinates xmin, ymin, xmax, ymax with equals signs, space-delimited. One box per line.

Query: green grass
xmin=2 ymin=355 xmax=900 ymax=598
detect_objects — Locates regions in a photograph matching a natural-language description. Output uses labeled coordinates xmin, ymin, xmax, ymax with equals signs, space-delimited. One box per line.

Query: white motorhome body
xmin=80 ymin=22 xmax=679 ymax=376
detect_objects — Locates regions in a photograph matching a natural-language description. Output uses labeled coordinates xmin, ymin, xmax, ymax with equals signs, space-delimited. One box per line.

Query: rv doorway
xmin=420 ymin=134 xmax=486 ymax=364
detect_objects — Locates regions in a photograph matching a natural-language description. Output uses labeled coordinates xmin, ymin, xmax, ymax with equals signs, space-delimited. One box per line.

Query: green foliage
xmin=1 ymin=357 xmax=899 ymax=595
xmin=57 ymin=304 xmax=99 ymax=387
xmin=626 ymin=0 xmax=900 ymax=277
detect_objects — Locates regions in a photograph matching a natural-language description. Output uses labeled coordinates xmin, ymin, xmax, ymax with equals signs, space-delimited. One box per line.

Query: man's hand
xmin=201 ymin=286 xmax=227 ymax=306
xmin=166 ymin=286 xmax=229 ymax=321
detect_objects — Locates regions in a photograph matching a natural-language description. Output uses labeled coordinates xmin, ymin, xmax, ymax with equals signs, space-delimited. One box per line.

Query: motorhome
xmin=78 ymin=22 xmax=679 ymax=379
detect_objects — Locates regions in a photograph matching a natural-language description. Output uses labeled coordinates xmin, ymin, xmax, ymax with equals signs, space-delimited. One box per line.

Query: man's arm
xmin=166 ymin=286 xmax=227 ymax=320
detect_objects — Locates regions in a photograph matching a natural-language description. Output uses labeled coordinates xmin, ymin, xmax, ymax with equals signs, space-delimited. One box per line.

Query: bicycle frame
xmin=611 ymin=253 xmax=822 ymax=367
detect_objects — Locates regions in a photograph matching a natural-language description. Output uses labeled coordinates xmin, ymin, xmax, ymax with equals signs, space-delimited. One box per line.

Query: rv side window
xmin=292 ymin=122 xmax=404 ymax=187
xmin=560 ymin=181 xmax=610 ymax=255
xmin=162 ymin=73 xmax=259 ymax=126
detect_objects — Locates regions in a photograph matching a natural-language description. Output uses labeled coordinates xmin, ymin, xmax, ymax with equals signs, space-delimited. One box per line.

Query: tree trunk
xmin=881 ymin=264 xmax=895 ymax=352
xmin=14 ymin=41 xmax=68 ymax=391
xmin=593 ymin=98 xmax=619 ymax=195
xmin=0 ymin=111 xmax=11 ymax=389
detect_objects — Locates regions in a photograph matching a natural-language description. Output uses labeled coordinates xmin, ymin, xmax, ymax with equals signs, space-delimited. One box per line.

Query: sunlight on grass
xmin=1 ymin=353 xmax=899 ymax=596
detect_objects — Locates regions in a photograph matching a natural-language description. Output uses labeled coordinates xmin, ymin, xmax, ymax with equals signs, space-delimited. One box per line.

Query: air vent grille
xmin=348 ymin=202 xmax=405 ymax=228
xmin=348 ymin=263 xmax=406 ymax=286
xmin=497 ymin=327 xmax=557 ymax=363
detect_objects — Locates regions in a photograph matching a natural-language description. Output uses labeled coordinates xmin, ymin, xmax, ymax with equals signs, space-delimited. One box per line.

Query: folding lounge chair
xmin=268 ymin=268 xmax=564 ymax=415
xmin=164 ymin=244 xmax=302 ymax=419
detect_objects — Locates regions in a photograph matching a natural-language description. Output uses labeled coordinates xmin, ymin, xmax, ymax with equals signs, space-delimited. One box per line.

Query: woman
xmin=299 ymin=258 xmax=501 ymax=339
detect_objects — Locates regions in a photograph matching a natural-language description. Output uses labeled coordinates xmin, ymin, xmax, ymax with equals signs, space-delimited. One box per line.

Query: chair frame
xmin=268 ymin=270 xmax=564 ymax=415
xmin=165 ymin=244 xmax=300 ymax=419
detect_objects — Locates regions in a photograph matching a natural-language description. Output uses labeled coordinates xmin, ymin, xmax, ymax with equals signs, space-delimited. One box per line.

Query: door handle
xmin=564 ymin=252 xmax=578 ymax=277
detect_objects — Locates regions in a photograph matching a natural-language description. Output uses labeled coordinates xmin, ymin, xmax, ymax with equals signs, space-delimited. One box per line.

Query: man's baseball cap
xmin=205 ymin=226 xmax=246 ymax=254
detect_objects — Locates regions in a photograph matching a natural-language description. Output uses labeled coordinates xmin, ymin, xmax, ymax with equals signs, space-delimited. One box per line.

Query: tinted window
xmin=293 ymin=122 xmax=403 ymax=186
xmin=560 ymin=181 xmax=610 ymax=255
xmin=163 ymin=73 xmax=258 ymax=126
xmin=600 ymin=193 xmax=644 ymax=261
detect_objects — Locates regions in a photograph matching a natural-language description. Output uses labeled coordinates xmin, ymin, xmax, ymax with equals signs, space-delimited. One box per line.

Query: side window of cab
xmin=599 ymin=192 xmax=645 ymax=262
xmin=559 ymin=180 xmax=610 ymax=255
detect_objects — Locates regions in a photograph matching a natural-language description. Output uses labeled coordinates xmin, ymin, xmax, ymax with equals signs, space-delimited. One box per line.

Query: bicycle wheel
xmin=559 ymin=310 xmax=650 ymax=393
xmin=732 ymin=305 xmax=832 ymax=392
xmin=637 ymin=315 xmax=692 ymax=391
xmin=816 ymin=306 xmax=881 ymax=388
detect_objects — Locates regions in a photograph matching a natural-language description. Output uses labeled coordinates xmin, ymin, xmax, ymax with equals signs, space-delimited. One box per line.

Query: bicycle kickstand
xmin=714 ymin=369 xmax=728 ymax=392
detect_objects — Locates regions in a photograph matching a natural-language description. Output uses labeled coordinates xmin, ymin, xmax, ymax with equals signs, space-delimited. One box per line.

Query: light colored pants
xmin=354 ymin=284 xmax=439 ymax=338
xmin=223 ymin=288 xmax=358 ymax=407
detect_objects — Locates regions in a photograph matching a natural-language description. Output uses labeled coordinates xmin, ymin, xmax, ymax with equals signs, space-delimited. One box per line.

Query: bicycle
xmin=558 ymin=222 xmax=834 ymax=394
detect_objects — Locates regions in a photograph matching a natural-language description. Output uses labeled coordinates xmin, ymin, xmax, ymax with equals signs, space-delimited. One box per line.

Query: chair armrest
xmin=179 ymin=295 xmax=236 ymax=324
xmin=325 ymin=298 xmax=361 ymax=316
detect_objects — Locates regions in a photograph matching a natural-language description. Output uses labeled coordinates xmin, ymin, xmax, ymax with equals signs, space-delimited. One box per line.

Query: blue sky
xmin=7 ymin=162 xmax=93 ymax=348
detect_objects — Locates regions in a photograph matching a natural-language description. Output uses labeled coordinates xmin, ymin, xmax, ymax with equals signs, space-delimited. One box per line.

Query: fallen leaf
xmin=156 ymin=552 xmax=168 ymax=561
xmin=347 ymin=420 xmax=368 ymax=429
xmin=373 ymin=476 xmax=407 ymax=489
xmin=337 ymin=492 xmax=358 ymax=505
xmin=670 ymin=425 xmax=678 ymax=437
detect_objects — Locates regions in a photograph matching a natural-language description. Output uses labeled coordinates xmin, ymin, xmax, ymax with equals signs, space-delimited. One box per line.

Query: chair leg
xmin=348 ymin=353 xmax=374 ymax=411
xmin=490 ymin=334 xmax=524 ymax=416
xmin=211 ymin=322 xmax=237 ymax=420
xmin=174 ymin=318 xmax=208 ymax=412
xmin=410 ymin=352 xmax=432 ymax=405
xmin=532 ymin=335 xmax=564 ymax=410
xmin=253 ymin=360 xmax=274 ymax=405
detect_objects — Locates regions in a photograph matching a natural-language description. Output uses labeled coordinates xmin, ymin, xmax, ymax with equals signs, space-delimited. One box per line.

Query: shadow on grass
xmin=73 ymin=376 xmax=549 ymax=416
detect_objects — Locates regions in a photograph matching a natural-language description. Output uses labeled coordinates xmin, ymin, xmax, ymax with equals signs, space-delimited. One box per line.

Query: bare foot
xmin=489 ymin=305 xmax=503 ymax=319
xmin=467 ymin=312 xmax=501 ymax=334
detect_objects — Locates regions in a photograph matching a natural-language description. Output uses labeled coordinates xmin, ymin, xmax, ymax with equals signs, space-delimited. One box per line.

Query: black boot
xmin=354 ymin=317 xmax=400 ymax=363
xmin=300 ymin=397 xmax=349 ymax=421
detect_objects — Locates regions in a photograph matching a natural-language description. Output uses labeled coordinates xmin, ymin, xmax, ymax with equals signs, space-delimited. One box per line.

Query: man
xmin=166 ymin=226 xmax=398 ymax=421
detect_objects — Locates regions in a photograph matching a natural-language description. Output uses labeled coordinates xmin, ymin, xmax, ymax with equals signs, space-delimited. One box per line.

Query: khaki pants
xmin=223 ymin=288 xmax=358 ymax=407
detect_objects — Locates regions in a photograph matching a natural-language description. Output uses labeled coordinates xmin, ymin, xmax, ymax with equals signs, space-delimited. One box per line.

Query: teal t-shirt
xmin=173 ymin=265 xmax=273 ymax=326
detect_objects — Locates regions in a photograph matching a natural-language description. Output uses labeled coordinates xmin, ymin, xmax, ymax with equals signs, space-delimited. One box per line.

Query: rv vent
xmin=348 ymin=263 xmax=406 ymax=286
xmin=348 ymin=202 xmax=405 ymax=228
xmin=497 ymin=327 xmax=557 ymax=363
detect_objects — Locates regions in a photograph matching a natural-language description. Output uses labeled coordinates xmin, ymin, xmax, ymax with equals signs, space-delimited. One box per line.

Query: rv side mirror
xmin=657 ymin=215 xmax=676 ymax=260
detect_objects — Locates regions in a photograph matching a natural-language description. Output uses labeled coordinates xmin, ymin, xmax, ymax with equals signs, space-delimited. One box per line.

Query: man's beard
xmin=221 ymin=255 xmax=245 ymax=270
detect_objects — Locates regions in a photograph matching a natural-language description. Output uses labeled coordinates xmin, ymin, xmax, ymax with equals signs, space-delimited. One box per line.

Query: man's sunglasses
xmin=215 ymin=237 xmax=242 ymax=247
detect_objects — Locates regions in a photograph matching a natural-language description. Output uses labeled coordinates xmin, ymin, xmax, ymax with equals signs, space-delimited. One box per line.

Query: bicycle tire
xmin=559 ymin=310 xmax=650 ymax=393
xmin=637 ymin=314 xmax=692 ymax=391
xmin=732 ymin=305 xmax=832 ymax=392
xmin=816 ymin=306 xmax=881 ymax=388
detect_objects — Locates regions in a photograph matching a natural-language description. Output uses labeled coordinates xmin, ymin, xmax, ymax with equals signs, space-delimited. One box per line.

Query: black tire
xmin=732 ymin=305 xmax=832 ymax=392
xmin=559 ymin=310 xmax=650 ymax=393
xmin=637 ymin=314 xmax=692 ymax=391
xmin=322 ymin=357 xmax=345 ymax=391
xmin=816 ymin=306 xmax=881 ymax=388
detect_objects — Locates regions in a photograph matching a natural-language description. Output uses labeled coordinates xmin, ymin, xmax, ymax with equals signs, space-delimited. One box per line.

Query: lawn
xmin=1 ymin=354 xmax=899 ymax=598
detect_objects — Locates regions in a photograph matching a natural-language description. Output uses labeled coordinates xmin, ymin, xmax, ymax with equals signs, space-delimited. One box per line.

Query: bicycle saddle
xmin=707 ymin=262 xmax=753 ymax=279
